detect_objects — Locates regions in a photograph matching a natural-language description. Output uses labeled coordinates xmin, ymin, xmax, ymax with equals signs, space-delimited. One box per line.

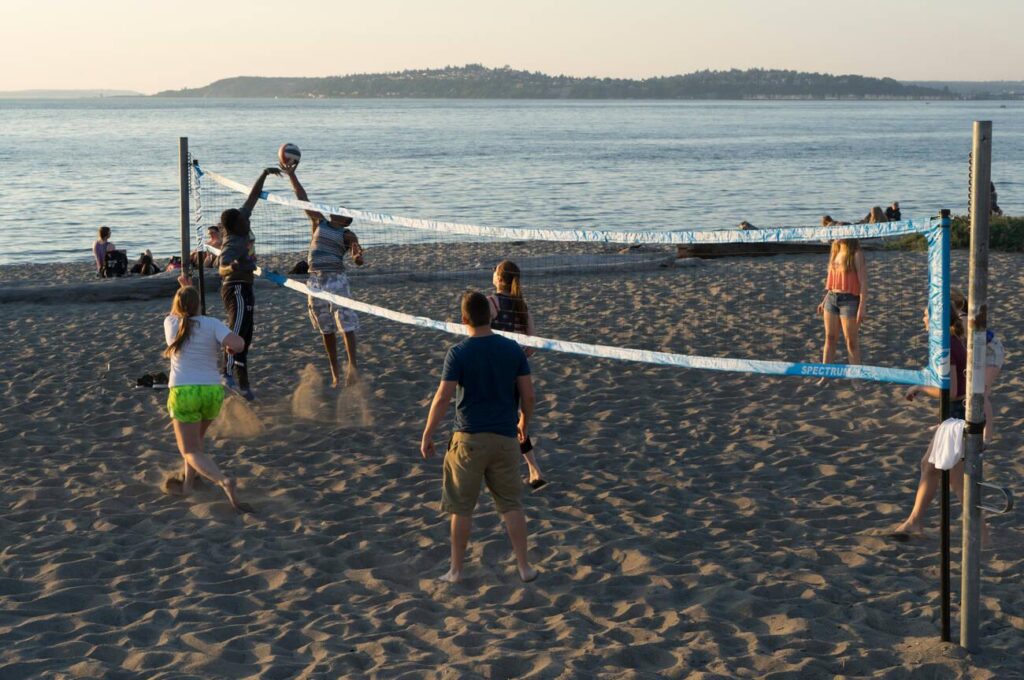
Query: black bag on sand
xmin=136 ymin=371 xmax=169 ymax=389
xmin=104 ymin=250 xmax=128 ymax=277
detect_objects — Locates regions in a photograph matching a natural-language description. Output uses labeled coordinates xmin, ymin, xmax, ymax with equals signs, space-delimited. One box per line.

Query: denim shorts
xmin=824 ymin=291 xmax=860 ymax=319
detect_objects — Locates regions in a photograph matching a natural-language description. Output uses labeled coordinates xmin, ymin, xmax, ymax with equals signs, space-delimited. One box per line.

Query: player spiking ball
xmin=279 ymin=146 xmax=365 ymax=387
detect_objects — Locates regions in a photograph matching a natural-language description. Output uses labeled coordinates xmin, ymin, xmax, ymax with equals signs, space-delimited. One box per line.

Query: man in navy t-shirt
xmin=421 ymin=291 xmax=537 ymax=584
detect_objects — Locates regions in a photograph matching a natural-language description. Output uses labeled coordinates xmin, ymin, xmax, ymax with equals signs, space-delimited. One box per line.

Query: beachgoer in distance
xmin=820 ymin=215 xmax=850 ymax=227
xmin=163 ymin=277 xmax=254 ymax=513
xmin=858 ymin=206 xmax=887 ymax=224
xmin=217 ymin=167 xmax=280 ymax=400
xmin=487 ymin=260 xmax=545 ymax=489
xmin=93 ymin=226 xmax=115 ymax=277
xmin=421 ymin=291 xmax=538 ymax=584
xmin=951 ymin=287 xmax=1005 ymax=445
xmin=280 ymin=164 xmax=364 ymax=388
xmin=885 ymin=202 xmax=901 ymax=221
xmin=817 ymin=238 xmax=867 ymax=372
xmin=990 ymin=182 xmax=1003 ymax=216
xmin=892 ymin=305 xmax=986 ymax=541
xmin=190 ymin=225 xmax=222 ymax=268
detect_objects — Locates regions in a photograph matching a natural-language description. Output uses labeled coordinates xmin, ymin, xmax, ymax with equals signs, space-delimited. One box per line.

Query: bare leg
xmin=502 ymin=510 xmax=536 ymax=582
xmin=983 ymin=365 xmax=1000 ymax=444
xmin=439 ymin=514 xmax=471 ymax=583
xmin=817 ymin=311 xmax=840 ymax=384
xmin=342 ymin=330 xmax=358 ymax=386
xmin=839 ymin=315 xmax=861 ymax=365
xmin=321 ymin=332 xmax=341 ymax=387
xmin=170 ymin=420 xmax=253 ymax=513
xmin=894 ymin=449 xmax=940 ymax=535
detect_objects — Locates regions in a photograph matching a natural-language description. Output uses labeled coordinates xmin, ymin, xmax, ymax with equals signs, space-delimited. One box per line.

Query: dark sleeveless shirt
xmin=490 ymin=293 xmax=528 ymax=333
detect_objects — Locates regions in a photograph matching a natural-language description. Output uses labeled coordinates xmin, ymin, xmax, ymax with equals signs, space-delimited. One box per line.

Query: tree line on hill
xmin=156 ymin=65 xmax=959 ymax=100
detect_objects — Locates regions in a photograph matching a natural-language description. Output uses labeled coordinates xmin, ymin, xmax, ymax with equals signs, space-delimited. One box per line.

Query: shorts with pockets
xmin=441 ymin=431 xmax=523 ymax=516
xmin=824 ymin=291 xmax=860 ymax=319
xmin=308 ymin=272 xmax=359 ymax=334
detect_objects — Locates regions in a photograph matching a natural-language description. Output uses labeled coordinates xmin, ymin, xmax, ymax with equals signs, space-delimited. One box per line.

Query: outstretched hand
xmin=264 ymin=167 xmax=282 ymax=176
xmin=177 ymin=274 xmax=190 ymax=288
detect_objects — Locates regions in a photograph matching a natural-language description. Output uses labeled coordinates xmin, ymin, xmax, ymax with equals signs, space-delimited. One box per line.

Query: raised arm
xmin=241 ymin=167 xmax=281 ymax=215
xmin=281 ymin=166 xmax=325 ymax=230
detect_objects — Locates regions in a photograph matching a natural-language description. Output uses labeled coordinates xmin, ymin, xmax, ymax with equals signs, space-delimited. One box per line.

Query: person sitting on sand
xmin=131 ymin=249 xmax=161 ymax=276
xmin=952 ymin=287 xmax=1005 ymax=445
xmin=162 ymin=277 xmax=254 ymax=513
xmin=487 ymin=260 xmax=545 ymax=489
xmin=92 ymin=226 xmax=115 ymax=277
xmin=820 ymin=215 xmax=850 ymax=227
xmin=885 ymin=202 xmax=901 ymax=221
xmin=817 ymin=238 xmax=867 ymax=372
xmin=892 ymin=304 xmax=986 ymax=541
xmin=281 ymin=163 xmax=364 ymax=388
xmin=420 ymin=291 xmax=537 ymax=584
xmin=857 ymin=206 xmax=887 ymax=224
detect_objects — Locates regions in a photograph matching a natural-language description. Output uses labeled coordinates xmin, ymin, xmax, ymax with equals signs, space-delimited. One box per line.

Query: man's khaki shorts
xmin=441 ymin=431 xmax=523 ymax=516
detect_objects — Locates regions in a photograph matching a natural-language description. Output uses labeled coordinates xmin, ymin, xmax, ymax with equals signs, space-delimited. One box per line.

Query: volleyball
xmin=278 ymin=143 xmax=301 ymax=167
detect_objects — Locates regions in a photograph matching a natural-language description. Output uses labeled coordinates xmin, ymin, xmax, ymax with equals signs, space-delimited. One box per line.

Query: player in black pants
xmin=217 ymin=166 xmax=279 ymax=400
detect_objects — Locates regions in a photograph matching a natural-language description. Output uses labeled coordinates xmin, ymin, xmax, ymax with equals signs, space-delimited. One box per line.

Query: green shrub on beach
xmin=884 ymin=215 xmax=1024 ymax=252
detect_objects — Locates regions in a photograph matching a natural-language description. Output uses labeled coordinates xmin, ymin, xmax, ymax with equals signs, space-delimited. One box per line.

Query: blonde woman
xmin=817 ymin=239 xmax=867 ymax=372
xmin=163 ymin=278 xmax=254 ymax=513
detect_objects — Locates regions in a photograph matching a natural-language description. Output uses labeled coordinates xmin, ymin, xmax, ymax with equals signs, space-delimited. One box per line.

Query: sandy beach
xmin=0 ymin=250 xmax=1021 ymax=679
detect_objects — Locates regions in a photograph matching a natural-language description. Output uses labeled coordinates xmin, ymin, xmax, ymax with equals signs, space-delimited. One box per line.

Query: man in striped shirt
xmin=282 ymin=165 xmax=364 ymax=387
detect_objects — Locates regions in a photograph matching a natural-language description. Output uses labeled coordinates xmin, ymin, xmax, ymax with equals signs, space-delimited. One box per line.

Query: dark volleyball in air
xmin=278 ymin=143 xmax=301 ymax=168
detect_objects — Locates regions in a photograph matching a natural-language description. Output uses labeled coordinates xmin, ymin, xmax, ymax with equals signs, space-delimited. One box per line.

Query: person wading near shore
xmin=420 ymin=291 xmax=538 ymax=584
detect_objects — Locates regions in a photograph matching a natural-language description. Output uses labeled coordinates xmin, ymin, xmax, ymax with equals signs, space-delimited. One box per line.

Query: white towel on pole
xmin=926 ymin=418 xmax=966 ymax=470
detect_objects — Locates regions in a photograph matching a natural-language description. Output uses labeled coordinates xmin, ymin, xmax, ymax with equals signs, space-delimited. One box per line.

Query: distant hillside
xmin=0 ymin=89 xmax=143 ymax=99
xmin=904 ymin=81 xmax=1024 ymax=98
xmin=155 ymin=65 xmax=953 ymax=100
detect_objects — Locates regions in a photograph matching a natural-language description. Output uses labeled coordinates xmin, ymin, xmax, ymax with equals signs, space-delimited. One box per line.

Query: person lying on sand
xmin=421 ymin=292 xmax=538 ymax=584
xmin=891 ymin=305 xmax=987 ymax=542
xmin=162 ymin=276 xmax=254 ymax=513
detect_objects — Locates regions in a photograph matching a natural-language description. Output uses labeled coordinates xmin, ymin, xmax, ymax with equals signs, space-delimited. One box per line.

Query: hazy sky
xmin=2 ymin=0 xmax=1021 ymax=93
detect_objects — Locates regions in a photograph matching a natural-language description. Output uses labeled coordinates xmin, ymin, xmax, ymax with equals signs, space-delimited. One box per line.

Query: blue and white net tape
xmin=201 ymin=244 xmax=935 ymax=386
xmin=194 ymin=163 xmax=937 ymax=245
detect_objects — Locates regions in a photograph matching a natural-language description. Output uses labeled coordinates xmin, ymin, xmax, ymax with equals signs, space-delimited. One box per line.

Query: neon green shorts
xmin=167 ymin=385 xmax=224 ymax=423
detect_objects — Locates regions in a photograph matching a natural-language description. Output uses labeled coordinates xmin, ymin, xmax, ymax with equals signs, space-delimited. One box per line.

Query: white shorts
xmin=307 ymin=272 xmax=359 ymax=334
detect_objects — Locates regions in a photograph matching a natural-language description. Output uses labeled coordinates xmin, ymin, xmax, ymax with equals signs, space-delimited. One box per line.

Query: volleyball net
xmin=188 ymin=158 xmax=952 ymax=388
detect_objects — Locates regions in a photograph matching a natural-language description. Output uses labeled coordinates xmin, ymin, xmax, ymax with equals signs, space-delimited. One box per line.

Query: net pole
xmin=178 ymin=137 xmax=190 ymax=278
xmin=938 ymin=209 xmax=952 ymax=643
xmin=961 ymin=120 xmax=991 ymax=652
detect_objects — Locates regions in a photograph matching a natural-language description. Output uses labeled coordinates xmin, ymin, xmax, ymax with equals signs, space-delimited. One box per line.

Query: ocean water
xmin=0 ymin=98 xmax=1021 ymax=265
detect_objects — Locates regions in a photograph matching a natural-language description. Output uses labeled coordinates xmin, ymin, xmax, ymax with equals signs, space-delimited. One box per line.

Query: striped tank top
xmin=308 ymin=219 xmax=347 ymax=275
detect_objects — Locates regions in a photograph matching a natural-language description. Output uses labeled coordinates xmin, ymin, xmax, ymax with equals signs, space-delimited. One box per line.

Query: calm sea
xmin=0 ymin=98 xmax=1021 ymax=265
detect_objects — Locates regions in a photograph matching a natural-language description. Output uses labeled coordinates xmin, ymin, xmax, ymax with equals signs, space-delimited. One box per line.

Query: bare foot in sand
xmin=163 ymin=475 xmax=187 ymax=496
xmin=221 ymin=478 xmax=255 ymax=514
xmin=519 ymin=566 xmax=538 ymax=583
xmin=890 ymin=519 xmax=925 ymax=540
xmin=438 ymin=569 xmax=461 ymax=583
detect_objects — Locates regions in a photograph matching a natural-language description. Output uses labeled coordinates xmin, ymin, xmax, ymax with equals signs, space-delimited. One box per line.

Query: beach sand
xmin=0 ymin=251 xmax=1021 ymax=679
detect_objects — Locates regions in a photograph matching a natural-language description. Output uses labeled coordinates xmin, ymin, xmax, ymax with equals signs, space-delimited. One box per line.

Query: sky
xmin=2 ymin=0 xmax=1021 ymax=93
